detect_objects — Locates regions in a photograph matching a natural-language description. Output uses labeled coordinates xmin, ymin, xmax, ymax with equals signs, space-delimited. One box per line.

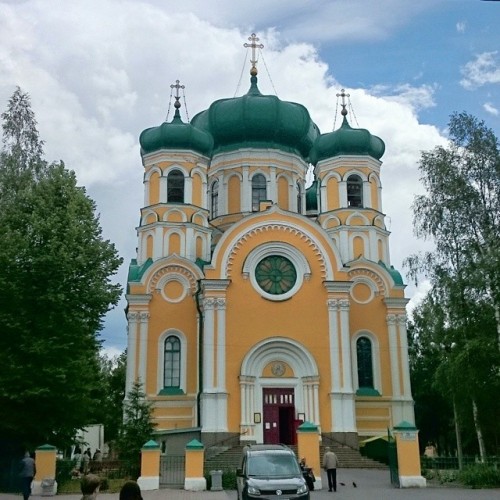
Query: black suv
xmin=236 ymin=444 xmax=310 ymax=500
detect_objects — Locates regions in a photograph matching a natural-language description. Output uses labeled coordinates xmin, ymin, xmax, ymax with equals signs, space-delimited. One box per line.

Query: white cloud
xmin=460 ymin=51 xmax=500 ymax=90
xmin=456 ymin=21 xmax=466 ymax=34
xmin=0 ymin=0 xmax=448 ymax=351
xmin=483 ymin=102 xmax=499 ymax=116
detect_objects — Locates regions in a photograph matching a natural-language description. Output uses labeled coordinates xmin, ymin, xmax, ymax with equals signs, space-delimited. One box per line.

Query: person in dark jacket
xmin=19 ymin=451 xmax=36 ymax=500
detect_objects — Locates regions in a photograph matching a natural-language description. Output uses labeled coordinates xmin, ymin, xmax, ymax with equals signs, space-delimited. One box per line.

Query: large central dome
xmin=191 ymin=75 xmax=320 ymax=160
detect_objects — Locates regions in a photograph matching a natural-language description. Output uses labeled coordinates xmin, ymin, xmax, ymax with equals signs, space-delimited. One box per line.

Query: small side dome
xmin=139 ymin=109 xmax=213 ymax=157
xmin=192 ymin=75 xmax=320 ymax=160
xmin=310 ymin=116 xmax=385 ymax=164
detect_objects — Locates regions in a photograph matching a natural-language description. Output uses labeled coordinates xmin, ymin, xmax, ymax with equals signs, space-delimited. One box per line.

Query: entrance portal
xmin=263 ymin=388 xmax=296 ymax=444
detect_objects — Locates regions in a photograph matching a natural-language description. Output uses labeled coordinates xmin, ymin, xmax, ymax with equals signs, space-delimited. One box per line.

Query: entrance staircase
xmin=204 ymin=443 xmax=387 ymax=472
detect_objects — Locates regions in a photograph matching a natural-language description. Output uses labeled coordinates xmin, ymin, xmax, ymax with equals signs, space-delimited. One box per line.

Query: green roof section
xmin=142 ymin=440 xmax=160 ymax=449
xmin=356 ymin=387 xmax=381 ymax=397
xmin=394 ymin=420 xmax=417 ymax=431
xmin=195 ymin=257 xmax=210 ymax=270
xmin=139 ymin=108 xmax=213 ymax=157
xmin=186 ymin=439 xmax=204 ymax=450
xmin=378 ymin=260 xmax=404 ymax=285
xmin=36 ymin=444 xmax=56 ymax=450
xmin=310 ymin=115 xmax=385 ymax=164
xmin=128 ymin=258 xmax=153 ymax=283
xmin=297 ymin=421 xmax=318 ymax=432
xmin=191 ymin=75 xmax=320 ymax=160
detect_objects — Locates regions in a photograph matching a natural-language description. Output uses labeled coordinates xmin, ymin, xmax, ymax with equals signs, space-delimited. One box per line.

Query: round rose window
xmin=255 ymin=255 xmax=297 ymax=295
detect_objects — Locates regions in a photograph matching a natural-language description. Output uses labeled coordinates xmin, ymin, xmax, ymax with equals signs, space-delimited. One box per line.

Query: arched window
xmin=296 ymin=182 xmax=302 ymax=214
xmin=347 ymin=174 xmax=363 ymax=207
xmin=167 ymin=170 xmax=184 ymax=203
xmin=164 ymin=336 xmax=181 ymax=389
xmin=252 ymin=174 xmax=267 ymax=211
xmin=211 ymin=180 xmax=219 ymax=218
xmin=357 ymin=337 xmax=374 ymax=388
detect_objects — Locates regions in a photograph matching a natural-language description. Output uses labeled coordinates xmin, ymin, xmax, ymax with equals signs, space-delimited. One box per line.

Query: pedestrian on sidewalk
xmin=19 ymin=451 xmax=36 ymax=500
xmin=322 ymin=447 xmax=339 ymax=492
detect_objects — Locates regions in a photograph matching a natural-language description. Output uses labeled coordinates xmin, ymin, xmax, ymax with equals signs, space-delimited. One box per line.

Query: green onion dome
xmin=139 ymin=107 xmax=213 ymax=157
xmin=310 ymin=116 xmax=385 ymax=164
xmin=191 ymin=75 xmax=320 ymax=160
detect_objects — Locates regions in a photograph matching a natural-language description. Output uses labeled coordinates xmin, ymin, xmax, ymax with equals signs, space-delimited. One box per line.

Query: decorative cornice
xmin=348 ymin=268 xmax=386 ymax=295
xmin=227 ymin=223 xmax=327 ymax=279
xmin=149 ymin=265 xmax=198 ymax=294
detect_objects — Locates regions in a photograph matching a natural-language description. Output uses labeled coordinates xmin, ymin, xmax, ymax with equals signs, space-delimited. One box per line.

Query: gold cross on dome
xmin=336 ymin=89 xmax=350 ymax=116
xmin=244 ymin=33 xmax=264 ymax=72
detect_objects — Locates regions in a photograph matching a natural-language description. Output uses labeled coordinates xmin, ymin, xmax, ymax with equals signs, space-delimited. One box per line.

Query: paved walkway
xmin=1 ymin=469 xmax=498 ymax=500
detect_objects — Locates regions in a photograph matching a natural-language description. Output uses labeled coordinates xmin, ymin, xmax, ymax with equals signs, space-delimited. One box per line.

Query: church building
xmin=125 ymin=34 xmax=414 ymax=449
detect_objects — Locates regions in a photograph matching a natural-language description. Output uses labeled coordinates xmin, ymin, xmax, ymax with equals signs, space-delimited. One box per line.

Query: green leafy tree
xmin=0 ymin=87 xmax=123 ymax=452
xmin=405 ymin=112 xmax=500 ymax=461
xmin=93 ymin=350 xmax=127 ymax=449
xmin=116 ymin=380 xmax=156 ymax=465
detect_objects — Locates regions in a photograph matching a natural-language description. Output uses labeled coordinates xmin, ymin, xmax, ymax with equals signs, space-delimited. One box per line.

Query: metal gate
xmin=387 ymin=429 xmax=399 ymax=487
xmin=159 ymin=455 xmax=185 ymax=489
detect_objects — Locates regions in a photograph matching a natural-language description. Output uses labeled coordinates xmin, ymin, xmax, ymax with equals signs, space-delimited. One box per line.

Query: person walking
xmin=19 ymin=451 xmax=36 ymax=500
xmin=322 ymin=446 xmax=339 ymax=492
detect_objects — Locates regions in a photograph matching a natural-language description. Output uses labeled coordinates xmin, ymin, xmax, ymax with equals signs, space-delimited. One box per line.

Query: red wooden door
xmin=263 ymin=388 xmax=295 ymax=444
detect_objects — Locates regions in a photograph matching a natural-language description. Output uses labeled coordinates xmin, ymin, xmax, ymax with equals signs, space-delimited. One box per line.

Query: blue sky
xmin=0 ymin=0 xmax=499 ymax=357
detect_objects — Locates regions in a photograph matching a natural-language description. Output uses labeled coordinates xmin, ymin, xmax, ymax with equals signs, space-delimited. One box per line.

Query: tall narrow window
xmin=211 ymin=180 xmax=219 ymax=218
xmin=347 ymin=174 xmax=363 ymax=207
xmin=252 ymin=174 xmax=267 ymax=211
xmin=296 ymin=182 xmax=302 ymax=214
xmin=167 ymin=170 xmax=184 ymax=203
xmin=357 ymin=337 xmax=374 ymax=388
xmin=164 ymin=336 xmax=181 ymax=389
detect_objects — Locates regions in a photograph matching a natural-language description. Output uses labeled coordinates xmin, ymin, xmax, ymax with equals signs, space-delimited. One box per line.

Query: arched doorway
xmin=239 ymin=337 xmax=319 ymax=444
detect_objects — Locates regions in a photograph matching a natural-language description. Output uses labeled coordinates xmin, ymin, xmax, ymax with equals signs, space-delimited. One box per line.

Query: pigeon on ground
xmin=353 ymin=481 xmax=357 ymax=487
xmin=340 ymin=482 xmax=345 ymax=486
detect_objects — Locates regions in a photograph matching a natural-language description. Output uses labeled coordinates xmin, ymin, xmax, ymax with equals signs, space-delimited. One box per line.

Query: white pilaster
xmin=397 ymin=315 xmax=412 ymax=399
xmin=327 ymin=299 xmax=341 ymax=391
xmin=269 ymin=166 xmax=277 ymax=203
xmin=203 ymin=298 xmax=215 ymax=391
xmin=339 ymin=299 xmax=353 ymax=393
xmin=154 ymin=226 xmax=162 ymax=260
xmin=387 ymin=314 xmax=401 ymax=397
xmin=138 ymin=312 xmax=149 ymax=388
xmin=159 ymin=175 xmax=167 ymax=203
xmin=184 ymin=176 xmax=193 ymax=204
xmin=125 ymin=312 xmax=139 ymax=395
xmin=339 ymin=180 xmax=347 ymax=208
xmin=216 ymin=298 xmax=226 ymax=391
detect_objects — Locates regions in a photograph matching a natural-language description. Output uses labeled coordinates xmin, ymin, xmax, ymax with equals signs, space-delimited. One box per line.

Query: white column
xmin=327 ymin=299 xmax=341 ymax=391
xmin=242 ymin=166 xmax=251 ymax=212
xmin=125 ymin=312 xmax=139 ymax=396
xmin=203 ymin=298 xmax=215 ymax=391
xmin=154 ymin=226 xmax=162 ymax=260
xmin=339 ymin=299 xmax=353 ymax=392
xmin=363 ymin=179 xmax=371 ymax=208
xmin=320 ymin=183 xmax=327 ymax=212
xmin=339 ymin=180 xmax=347 ymax=208
xmin=144 ymin=179 xmax=150 ymax=206
xmin=216 ymin=298 xmax=226 ymax=391
xmin=313 ymin=382 xmax=320 ymax=426
xmin=269 ymin=166 xmax=277 ymax=203
xmin=138 ymin=312 xmax=149 ymax=389
xmin=159 ymin=175 xmax=167 ymax=203
xmin=387 ymin=314 xmax=401 ymax=397
xmin=184 ymin=176 xmax=193 ymax=204
xmin=218 ymin=173 xmax=226 ymax=215
xmin=397 ymin=315 xmax=412 ymax=399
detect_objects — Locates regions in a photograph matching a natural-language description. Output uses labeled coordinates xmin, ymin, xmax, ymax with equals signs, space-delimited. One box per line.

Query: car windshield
xmin=247 ymin=453 xmax=300 ymax=477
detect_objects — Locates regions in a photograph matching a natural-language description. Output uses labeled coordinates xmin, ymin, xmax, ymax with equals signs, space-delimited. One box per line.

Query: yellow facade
xmin=126 ymin=70 xmax=415 ymax=450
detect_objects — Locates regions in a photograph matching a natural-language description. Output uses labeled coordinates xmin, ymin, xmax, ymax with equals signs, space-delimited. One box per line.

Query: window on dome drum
xmin=297 ymin=182 xmax=302 ymax=214
xmin=252 ymin=174 xmax=267 ymax=211
xmin=164 ymin=336 xmax=181 ymax=389
xmin=211 ymin=180 xmax=219 ymax=218
xmin=167 ymin=170 xmax=184 ymax=203
xmin=357 ymin=337 xmax=374 ymax=388
xmin=347 ymin=174 xmax=363 ymax=207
